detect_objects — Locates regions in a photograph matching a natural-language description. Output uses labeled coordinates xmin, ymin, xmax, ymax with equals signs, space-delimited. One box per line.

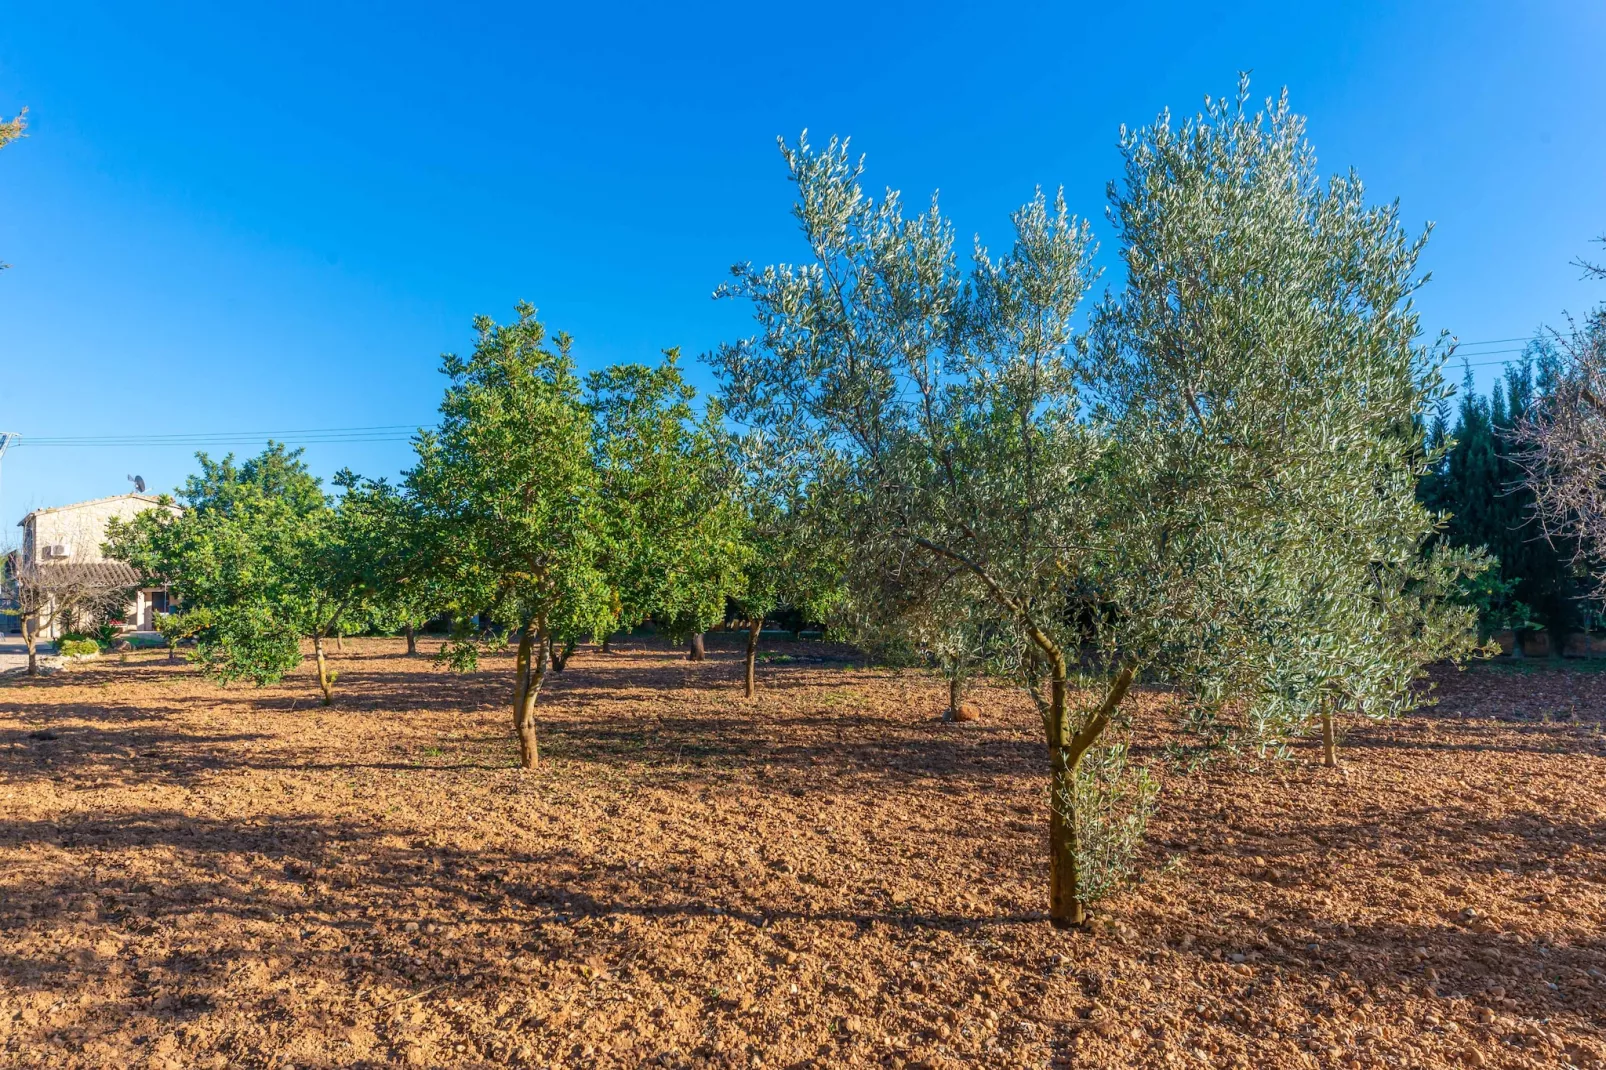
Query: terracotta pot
xmin=1491 ymin=630 xmax=1518 ymax=656
xmin=1519 ymin=630 xmax=1551 ymax=658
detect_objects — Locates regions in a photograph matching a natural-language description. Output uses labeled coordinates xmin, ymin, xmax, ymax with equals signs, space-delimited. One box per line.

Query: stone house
xmin=7 ymin=493 xmax=182 ymax=637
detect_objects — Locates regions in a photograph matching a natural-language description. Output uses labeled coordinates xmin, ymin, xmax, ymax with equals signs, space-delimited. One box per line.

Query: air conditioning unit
xmin=41 ymin=544 xmax=71 ymax=559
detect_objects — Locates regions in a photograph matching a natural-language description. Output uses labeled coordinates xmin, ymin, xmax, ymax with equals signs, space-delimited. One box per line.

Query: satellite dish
xmin=128 ymin=474 xmax=146 ymax=493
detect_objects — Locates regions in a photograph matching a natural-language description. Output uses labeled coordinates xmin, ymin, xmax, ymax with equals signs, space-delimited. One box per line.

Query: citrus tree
xmin=587 ymin=351 xmax=747 ymax=664
xmin=407 ymin=305 xmax=613 ymax=769
xmin=725 ymin=444 xmax=846 ymax=697
xmin=106 ymin=446 xmax=397 ymax=704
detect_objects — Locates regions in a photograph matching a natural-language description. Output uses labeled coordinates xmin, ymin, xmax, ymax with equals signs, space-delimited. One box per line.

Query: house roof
xmin=17 ymin=493 xmax=179 ymax=527
xmin=12 ymin=561 xmax=144 ymax=589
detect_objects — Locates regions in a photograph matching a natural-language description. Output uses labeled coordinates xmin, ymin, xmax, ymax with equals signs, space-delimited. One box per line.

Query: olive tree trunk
xmin=687 ymin=632 xmax=706 ymax=662
xmin=1321 ymin=700 xmax=1338 ymax=768
xmin=404 ymin=623 xmax=417 ymax=656
xmin=743 ymin=618 xmax=763 ymax=697
xmin=512 ymin=619 xmax=548 ymax=769
xmin=1039 ymin=635 xmax=1135 ymax=929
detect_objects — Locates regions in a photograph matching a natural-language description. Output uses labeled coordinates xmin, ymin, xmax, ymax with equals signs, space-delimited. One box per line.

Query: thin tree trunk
xmin=1321 ymin=700 xmax=1337 ymax=768
xmin=22 ymin=621 xmax=37 ymax=676
xmin=335 ymin=633 xmax=344 ymax=653
xmin=687 ymin=632 xmax=706 ymax=662
xmin=550 ymin=638 xmax=576 ymax=672
xmin=949 ymin=673 xmax=963 ymax=715
xmin=404 ymin=622 xmax=417 ymax=656
xmin=1045 ymin=654 xmax=1080 ymax=928
xmin=513 ymin=621 xmax=532 ymax=737
xmin=313 ymin=634 xmax=335 ymax=706
xmin=744 ymin=618 xmax=763 ymax=697
xmin=511 ymin=619 xmax=545 ymax=770
xmin=600 ymin=634 xmax=613 ymax=654
xmin=168 ymin=642 xmax=177 ymax=663
xmin=1044 ymin=650 xmax=1136 ymax=929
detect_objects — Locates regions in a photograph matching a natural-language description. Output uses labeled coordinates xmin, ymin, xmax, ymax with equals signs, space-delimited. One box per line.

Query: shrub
xmin=1057 ymin=743 xmax=1159 ymax=908
xmin=58 ymin=639 xmax=100 ymax=658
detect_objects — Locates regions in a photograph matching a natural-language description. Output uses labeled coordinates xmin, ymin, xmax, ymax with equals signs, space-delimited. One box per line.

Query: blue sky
xmin=1 ymin=1 xmax=1603 ymax=532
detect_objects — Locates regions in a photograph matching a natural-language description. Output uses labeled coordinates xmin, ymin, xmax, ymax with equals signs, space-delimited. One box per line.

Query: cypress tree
xmin=1421 ymin=350 xmax=1581 ymax=639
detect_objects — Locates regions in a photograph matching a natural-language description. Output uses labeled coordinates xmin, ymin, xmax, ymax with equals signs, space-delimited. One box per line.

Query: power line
xmin=11 ymin=424 xmax=425 ymax=448
xmin=1449 ymin=336 xmax=1536 ymax=348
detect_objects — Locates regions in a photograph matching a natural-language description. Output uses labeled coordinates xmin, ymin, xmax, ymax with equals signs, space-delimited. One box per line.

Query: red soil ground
xmin=0 ymin=637 xmax=1603 ymax=1069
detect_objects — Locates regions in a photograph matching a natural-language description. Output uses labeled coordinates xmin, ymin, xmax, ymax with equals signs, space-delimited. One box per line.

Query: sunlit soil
xmin=1 ymin=636 xmax=1603 ymax=1069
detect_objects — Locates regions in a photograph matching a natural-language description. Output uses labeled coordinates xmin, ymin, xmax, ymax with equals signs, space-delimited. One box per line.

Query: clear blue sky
xmin=1 ymin=1 xmax=1603 ymax=533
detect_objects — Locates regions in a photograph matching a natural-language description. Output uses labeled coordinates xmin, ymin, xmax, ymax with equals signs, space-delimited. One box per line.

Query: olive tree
xmin=1088 ymin=82 xmax=1485 ymax=771
xmin=0 ymin=109 xmax=21 ymax=151
xmin=408 ymin=305 xmax=612 ymax=769
xmin=715 ymin=81 xmax=1478 ymax=928
xmin=712 ymin=131 xmax=1124 ymax=927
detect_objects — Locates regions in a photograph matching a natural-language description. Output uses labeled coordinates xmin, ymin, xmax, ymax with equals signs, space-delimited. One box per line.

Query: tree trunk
xmin=744 ymin=618 xmax=763 ymax=697
xmin=687 ymin=632 xmax=706 ymax=662
xmin=1321 ymin=701 xmax=1337 ymax=768
xmin=551 ymin=638 xmax=576 ymax=672
xmin=404 ymin=622 xmax=417 ymax=656
xmin=1045 ymin=658 xmax=1081 ymax=929
xmin=22 ymin=622 xmax=37 ymax=677
xmin=949 ymin=673 xmax=964 ymax=716
xmin=335 ymin=633 xmax=344 ymax=653
xmin=1049 ymin=746 xmax=1083 ymax=928
xmin=313 ymin=634 xmax=335 ymax=706
xmin=600 ymin=633 xmax=613 ymax=654
xmin=168 ymin=642 xmax=177 ymax=663
xmin=1043 ymin=651 xmax=1136 ymax=930
xmin=512 ymin=620 xmax=546 ymax=770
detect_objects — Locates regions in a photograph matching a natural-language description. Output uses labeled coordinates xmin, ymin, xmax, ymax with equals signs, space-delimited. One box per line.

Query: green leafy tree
xmin=408 ymin=305 xmax=612 ymax=769
xmin=332 ymin=476 xmax=441 ymax=655
xmin=587 ymin=350 xmax=748 ymax=665
xmin=106 ymin=445 xmax=393 ymax=704
xmin=713 ymin=128 xmax=1126 ymax=928
xmin=154 ymin=607 xmax=211 ymax=663
xmin=725 ymin=445 xmax=846 ymax=697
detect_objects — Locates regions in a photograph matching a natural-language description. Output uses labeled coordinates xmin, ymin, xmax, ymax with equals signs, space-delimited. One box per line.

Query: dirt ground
xmin=1 ymin=636 xmax=1603 ymax=1070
